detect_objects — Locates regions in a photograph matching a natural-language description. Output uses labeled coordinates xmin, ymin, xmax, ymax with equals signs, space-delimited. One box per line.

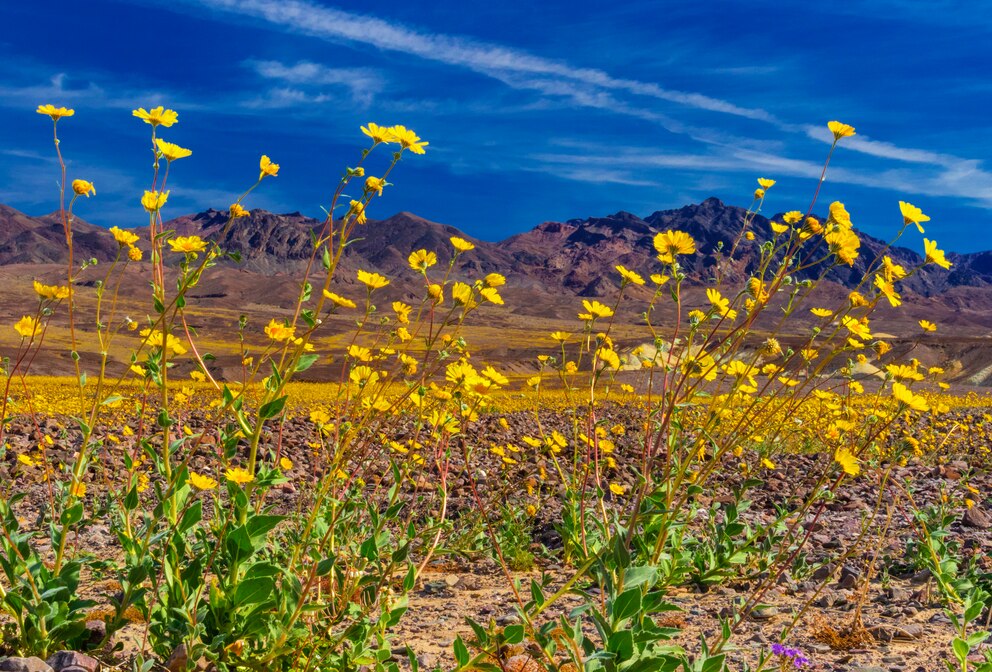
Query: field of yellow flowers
xmin=2 ymin=107 xmax=992 ymax=672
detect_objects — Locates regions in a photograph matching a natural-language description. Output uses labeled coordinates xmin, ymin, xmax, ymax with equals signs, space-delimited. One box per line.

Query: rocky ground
xmin=0 ymin=406 xmax=990 ymax=672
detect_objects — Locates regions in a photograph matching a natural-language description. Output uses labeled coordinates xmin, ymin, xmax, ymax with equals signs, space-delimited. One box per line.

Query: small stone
xmin=497 ymin=613 xmax=521 ymax=625
xmin=0 ymin=657 xmax=54 ymax=672
xmin=750 ymin=605 xmax=778 ymax=620
xmin=83 ymin=620 xmax=106 ymax=648
xmin=963 ymin=507 xmax=992 ymax=529
xmin=45 ymin=652 xmax=99 ymax=672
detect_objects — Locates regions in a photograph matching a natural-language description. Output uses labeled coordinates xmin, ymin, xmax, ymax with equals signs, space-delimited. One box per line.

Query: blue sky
xmin=2 ymin=0 xmax=991 ymax=252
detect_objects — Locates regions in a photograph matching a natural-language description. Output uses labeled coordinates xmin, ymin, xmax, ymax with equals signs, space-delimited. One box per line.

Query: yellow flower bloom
xmin=225 ymin=203 xmax=249 ymax=219
xmin=770 ymin=222 xmax=789 ymax=235
xmin=892 ymin=382 xmax=929 ymax=412
xmin=361 ymin=122 xmax=392 ymax=144
xmin=408 ymin=249 xmax=437 ymax=272
xmin=873 ymin=274 xmax=901 ymax=307
xmin=451 ymin=282 xmax=476 ymax=307
xmin=358 ymin=270 xmax=389 ymax=290
xmin=451 ymin=236 xmax=475 ymax=252
xmin=140 ymin=328 xmax=188 ymax=355
xmin=842 ymin=315 xmax=872 ymax=340
xmin=827 ymin=120 xmax=856 ymax=140
xmin=392 ymin=301 xmax=412 ymax=324
xmin=132 ymin=106 xmax=178 ymax=127
xmin=484 ymin=273 xmax=506 ymax=287
xmin=919 ymin=319 xmax=937 ymax=332
xmin=653 ymin=230 xmax=696 ymax=264
xmin=169 ymin=235 xmax=207 ymax=255
xmin=898 ymin=201 xmax=930 ymax=234
xmin=141 ymin=190 xmax=169 ymax=213
xmin=754 ymin=188 xmax=765 ymax=199
xmin=33 ymin=281 xmax=70 ymax=300
xmin=189 ymin=472 xmax=218 ymax=490
xmin=550 ymin=331 xmax=570 ymax=343
xmin=616 ymin=264 xmax=645 ymax=286
xmin=264 ymin=318 xmax=295 ymax=342
xmin=761 ymin=458 xmax=776 ymax=470
xmin=128 ymin=246 xmax=143 ymax=262
xmin=706 ymin=288 xmax=737 ymax=320
xmin=365 ymin=176 xmax=386 ymax=196
xmin=14 ymin=316 xmax=38 ymax=338
xmin=259 ymin=155 xmax=280 ymax=180
xmin=323 ymin=290 xmax=357 ymax=309
xmin=70 ymin=482 xmax=86 ymax=498
xmin=609 ymin=483 xmax=626 ymax=496
xmin=279 ymin=457 xmax=293 ymax=470
xmin=834 ymin=447 xmax=860 ymax=476
xmin=225 ymin=467 xmax=254 ymax=485
xmin=348 ymin=200 xmax=367 ymax=225
xmin=479 ymin=287 xmax=503 ymax=305
xmin=72 ymin=179 xmax=96 ymax=197
xmin=580 ymin=299 xmax=614 ymax=320
xmin=155 ymin=138 xmax=192 ymax=161
xmin=651 ymin=274 xmax=670 ymax=285
xmin=109 ymin=226 xmax=140 ymax=246
xmin=783 ymin=211 xmax=803 ymax=224
xmin=37 ymin=104 xmax=75 ymax=121
xmin=923 ymin=238 xmax=952 ymax=269
xmin=757 ymin=177 xmax=775 ymax=189
xmin=388 ymin=125 xmax=428 ymax=154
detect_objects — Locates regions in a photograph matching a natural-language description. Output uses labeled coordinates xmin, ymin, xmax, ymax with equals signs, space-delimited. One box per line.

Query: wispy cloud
xmin=191 ymin=0 xmax=778 ymax=122
xmin=246 ymin=59 xmax=383 ymax=106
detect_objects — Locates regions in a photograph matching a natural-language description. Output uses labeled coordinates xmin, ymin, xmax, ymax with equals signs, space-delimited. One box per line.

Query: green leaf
xmin=61 ymin=502 xmax=84 ymax=526
xmin=453 ymin=637 xmax=469 ymax=668
xmin=234 ymin=575 xmax=275 ymax=606
xmin=953 ymin=637 xmax=970 ymax=664
xmin=611 ymin=587 xmax=642 ymax=624
xmin=296 ymin=353 xmax=320 ymax=373
xmin=178 ymin=500 xmax=202 ymax=535
xmin=502 ymin=624 xmax=524 ymax=644
xmin=259 ymin=395 xmax=287 ymax=420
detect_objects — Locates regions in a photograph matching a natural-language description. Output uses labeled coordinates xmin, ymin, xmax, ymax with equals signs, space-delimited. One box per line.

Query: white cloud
xmin=246 ymin=59 xmax=383 ymax=106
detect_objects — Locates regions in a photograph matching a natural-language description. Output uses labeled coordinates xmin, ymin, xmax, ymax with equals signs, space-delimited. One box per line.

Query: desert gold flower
xmin=653 ymin=230 xmax=696 ymax=264
xmin=361 ymin=122 xmax=392 ymax=144
xmin=155 ymin=138 xmax=192 ymax=161
xmin=706 ymin=288 xmax=737 ymax=320
xmin=754 ymin=188 xmax=765 ymax=199
xmin=388 ymin=125 xmax=428 ymax=154
xmin=616 ymin=264 xmax=645 ymax=286
xmin=451 ymin=236 xmax=475 ymax=252
xmin=881 ymin=256 xmax=907 ymax=281
xmin=834 ymin=447 xmax=860 ymax=476
xmin=14 ymin=316 xmax=38 ymax=338
xmin=72 ymin=179 xmax=95 ymax=197
xmin=887 ymin=363 xmax=924 ymax=381
xmin=451 ymin=282 xmax=475 ymax=307
xmin=70 ymin=482 xmax=86 ymax=498
xmin=892 ymin=382 xmax=929 ymax=412
xmin=597 ymin=347 xmax=621 ymax=370
xmin=898 ymin=201 xmax=930 ymax=234
xmin=133 ymin=106 xmax=178 ymax=127
xmin=347 ymin=345 xmax=373 ymax=362
xmin=873 ymin=274 xmax=901 ymax=307
xmin=484 ymin=273 xmax=506 ymax=287
xmin=581 ymin=299 xmax=614 ymax=320
xmin=140 ymin=328 xmax=188 ymax=355
xmin=189 ymin=472 xmax=218 ymax=490
xmin=481 ymin=366 xmax=509 ymax=386
xmin=264 ymin=318 xmax=295 ymax=342
xmin=364 ymin=176 xmax=386 ymax=196
xmin=227 ymin=203 xmax=249 ymax=219
xmin=358 ymin=269 xmax=389 ymax=290
xmin=826 ymin=227 xmax=860 ymax=265
xmin=408 ymin=249 xmax=437 ymax=272
xmin=923 ymin=238 xmax=952 ymax=269
xmin=827 ymin=120 xmax=856 ymax=140
xmin=609 ymin=483 xmax=626 ymax=496
xmin=33 ymin=281 xmax=70 ymax=300
xmin=783 ymin=211 xmax=803 ymax=224
xmin=109 ymin=226 xmax=140 ymax=246
xmin=550 ymin=331 xmax=571 ymax=343
xmin=128 ymin=246 xmax=143 ymax=261
xmin=919 ymin=319 xmax=937 ymax=332
xmin=770 ymin=222 xmax=789 ymax=235
xmin=348 ymin=200 xmax=367 ymax=225
xmin=279 ymin=457 xmax=293 ymax=470
xmin=651 ymin=274 xmax=670 ymax=286
xmin=141 ymin=190 xmax=169 ymax=213
xmin=169 ymin=235 xmax=207 ymax=255
xmin=259 ymin=155 xmax=280 ymax=180
xmin=757 ymin=177 xmax=776 ymax=189
xmin=37 ymin=104 xmax=75 ymax=121
xmin=225 ymin=467 xmax=254 ymax=485
xmin=479 ymin=287 xmax=503 ymax=304
xmin=762 ymin=458 xmax=776 ymax=470
xmin=842 ymin=316 xmax=872 ymax=340
xmin=323 ymin=290 xmax=356 ymax=309
xmin=392 ymin=301 xmax=411 ymax=324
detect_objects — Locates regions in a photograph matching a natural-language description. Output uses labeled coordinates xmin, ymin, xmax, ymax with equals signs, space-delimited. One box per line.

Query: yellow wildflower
xmin=361 ymin=122 xmax=392 ymax=144
xmin=132 ymin=106 xmax=178 ymax=127
xmin=357 ymin=270 xmax=389 ymax=290
xmin=168 ymin=235 xmax=207 ymax=254
xmin=14 ymin=316 xmax=38 ymax=339
xmin=919 ymin=320 xmax=936 ymax=332
xmin=155 ymin=138 xmax=192 ymax=161
xmin=37 ymin=104 xmax=75 ymax=121
xmin=898 ymin=201 xmax=930 ymax=234
xmin=827 ymin=120 xmax=856 ymax=140
xmin=225 ymin=467 xmax=254 ymax=485
xmin=408 ymin=249 xmax=437 ymax=272
xmin=616 ymin=264 xmax=645 ymax=286
xmin=141 ymin=190 xmax=169 ymax=213
xmin=923 ymin=238 xmax=952 ymax=269
xmin=365 ymin=176 xmax=386 ymax=196
xmin=189 ymin=472 xmax=218 ymax=490
xmin=230 ymin=203 xmax=250 ymax=218
xmin=835 ymin=448 xmax=860 ymax=476
xmin=653 ymin=230 xmax=696 ymax=264
xmin=264 ymin=319 xmax=295 ymax=342
xmin=451 ymin=236 xmax=475 ymax=252
xmin=388 ymin=125 xmax=428 ymax=154
xmin=109 ymin=226 xmax=140 ymax=246
xmin=259 ymin=155 xmax=280 ymax=180
xmin=72 ymin=179 xmax=95 ymax=197
xmin=323 ymin=290 xmax=357 ymax=309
